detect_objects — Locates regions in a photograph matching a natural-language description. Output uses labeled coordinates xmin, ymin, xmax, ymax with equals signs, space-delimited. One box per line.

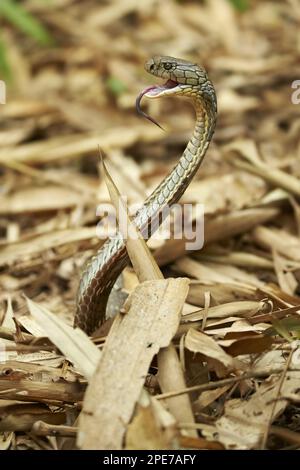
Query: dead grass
xmin=0 ymin=0 xmax=300 ymax=450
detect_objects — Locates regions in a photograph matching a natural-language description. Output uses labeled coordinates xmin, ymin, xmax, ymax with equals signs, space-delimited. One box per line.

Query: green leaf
xmin=265 ymin=317 xmax=300 ymax=342
xmin=106 ymin=77 xmax=127 ymax=97
xmin=227 ymin=0 xmax=249 ymax=12
xmin=0 ymin=35 xmax=12 ymax=82
xmin=271 ymin=318 xmax=293 ymax=343
xmin=0 ymin=0 xmax=53 ymax=46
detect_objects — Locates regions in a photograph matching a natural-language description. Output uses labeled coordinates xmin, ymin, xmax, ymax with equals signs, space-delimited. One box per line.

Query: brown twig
xmin=32 ymin=421 xmax=77 ymax=438
xmin=260 ymin=350 xmax=294 ymax=449
xmin=155 ymin=367 xmax=297 ymax=400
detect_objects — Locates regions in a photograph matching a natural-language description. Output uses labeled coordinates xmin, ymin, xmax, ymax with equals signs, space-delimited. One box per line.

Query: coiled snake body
xmin=75 ymin=56 xmax=217 ymax=334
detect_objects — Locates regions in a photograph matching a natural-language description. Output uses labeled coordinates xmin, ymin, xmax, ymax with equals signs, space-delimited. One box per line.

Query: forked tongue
xmin=136 ymin=86 xmax=164 ymax=130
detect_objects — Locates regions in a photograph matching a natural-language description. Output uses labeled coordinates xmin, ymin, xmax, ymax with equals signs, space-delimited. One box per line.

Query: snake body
xmin=75 ymin=56 xmax=217 ymax=334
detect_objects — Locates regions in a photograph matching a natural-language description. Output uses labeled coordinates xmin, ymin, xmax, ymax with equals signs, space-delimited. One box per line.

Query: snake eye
xmin=164 ymin=62 xmax=172 ymax=70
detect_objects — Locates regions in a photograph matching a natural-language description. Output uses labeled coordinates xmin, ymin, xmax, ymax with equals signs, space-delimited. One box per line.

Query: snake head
xmin=136 ymin=55 xmax=210 ymax=128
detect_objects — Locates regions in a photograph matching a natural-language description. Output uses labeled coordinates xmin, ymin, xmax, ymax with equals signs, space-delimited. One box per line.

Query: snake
xmin=74 ymin=56 xmax=217 ymax=335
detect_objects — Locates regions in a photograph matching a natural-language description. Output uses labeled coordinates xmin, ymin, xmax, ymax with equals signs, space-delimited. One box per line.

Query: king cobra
xmin=75 ymin=56 xmax=217 ymax=334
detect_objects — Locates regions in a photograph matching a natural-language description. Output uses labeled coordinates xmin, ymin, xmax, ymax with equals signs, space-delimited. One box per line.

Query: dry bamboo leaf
xmin=1 ymin=297 xmax=16 ymax=330
xmin=0 ymin=125 xmax=162 ymax=165
xmin=0 ymin=337 xmax=63 ymax=366
xmin=174 ymin=257 xmax=233 ymax=283
xmin=187 ymin=281 xmax=256 ymax=306
xmin=0 ymin=432 xmax=14 ymax=450
xmin=260 ymin=284 xmax=300 ymax=308
xmin=157 ymin=343 xmax=198 ymax=437
xmin=204 ymin=371 xmax=300 ymax=449
xmin=107 ymin=149 xmax=147 ymax=202
xmin=181 ymin=172 xmax=266 ymax=212
xmin=196 ymin=251 xmax=273 ymax=269
xmin=16 ymin=314 xmax=48 ymax=338
xmin=204 ymin=207 xmax=280 ymax=246
xmin=1 ymin=101 xmax=54 ymax=119
xmin=25 ymin=297 xmax=100 ymax=380
xmin=183 ymin=300 xmax=266 ymax=322
xmin=122 ymin=269 xmax=139 ymax=292
xmin=222 ymin=334 xmax=273 ymax=356
xmin=150 ymin=393 xmax=178 ymax=433
xmin=0 ymin=124 xmax=34 ymax=148
xmin=178 ymin=434 xmax=224 ymax=450
xmin=206 ymin=319 xmax=269 ymax=337
xmin=226 ymin=139 xmax=300 ymax=197
xmin=154 ymin=206 xmax=280 ymax=266
xmin=78 ymin=278 xmax=189 ymax=449
xmin=0 ymin=186 xmax=85 ymax=215
xmin=185 ymin=329 xmax=238 ymax=371
xmin=289 ymin=195 xmax=300 ymax=236
xmin=126 ymin=389 xmax=177 ymax=450
xmin=212 ymin=55 xmax=293 ymax=74
xmin=0 ymin=376 xmax=84 ymax=405
xmin=0 ymin=402 xmax=66 ymax=432
xmin=101 ymin=155 xmax=197 ymax=438
xmin=252 ymin=351 xmax=286 ymax=372
xmin=196 ymin=385 xmax=231 ymax=411
xmin=273 ymin=250 xmax=297 ymax=295
xmin=218 ymin=89 xmax=259 ymax=114
xmin=1 ymin=0 xmax=299 ymax=451
xmin=0 ymin=227 xmax=98 ymax=267
xmin=0 ymin=361 xmax=78 ymax=382
xmin=201 ymin=262 xmax=264 ymax=288
xmin=1 ymin=160 xmax=98 ymax=198
xmin=101 ymin=157 xmax=163 ymax=281
xmin=253 ymin=226 xmax=300 ymax=261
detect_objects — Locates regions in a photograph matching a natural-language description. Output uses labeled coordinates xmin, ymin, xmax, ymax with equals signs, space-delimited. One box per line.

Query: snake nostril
xmin=150 ymin=64 xmax=155 ymax=72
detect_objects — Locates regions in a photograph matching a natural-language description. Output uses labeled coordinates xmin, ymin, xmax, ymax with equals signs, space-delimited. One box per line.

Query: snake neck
xmin=75 ymin=85 xmax=217 ymax=335
xmin=136 ymin=89 xmax=217 ymax=227
xmin=177 ymin=92 xmax=217 ymax=191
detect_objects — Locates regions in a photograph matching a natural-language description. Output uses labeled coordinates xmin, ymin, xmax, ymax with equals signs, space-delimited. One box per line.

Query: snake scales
xmin=74 ymin=56 xmax=217 ymax=334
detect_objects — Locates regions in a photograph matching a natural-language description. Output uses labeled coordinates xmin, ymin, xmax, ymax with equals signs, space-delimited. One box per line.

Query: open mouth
xmin=141 ymin=79 xmax=178 ymax=97
xmin=136 ymin=79 xmax=178 ymax=129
